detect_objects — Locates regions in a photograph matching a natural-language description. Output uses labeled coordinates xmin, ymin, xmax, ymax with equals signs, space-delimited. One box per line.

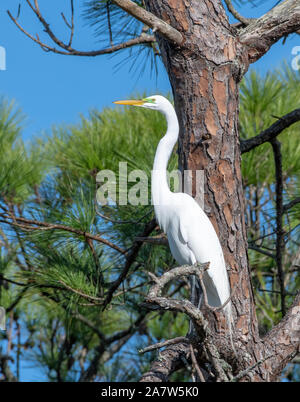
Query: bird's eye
xmin=143 ymin=98 xmax=155 ymax=104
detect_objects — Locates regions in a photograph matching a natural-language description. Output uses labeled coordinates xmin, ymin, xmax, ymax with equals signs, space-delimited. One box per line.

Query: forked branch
xmin=7 ymin=0 xmax=156 ymax=57
xmin=239 ymin=0 xmax=300 ymax=62
xmin=240 ymin=108 xmax=300 ymax=154
xmin=111 ymin=0 xmax=183 ymax=45
xmin=143 ymin=263 xmax=233 ymax=382
xmin=262 ymin=292 xmax=300 ymax=381
xmin=224 ymin=0 xmax=251 ymax=26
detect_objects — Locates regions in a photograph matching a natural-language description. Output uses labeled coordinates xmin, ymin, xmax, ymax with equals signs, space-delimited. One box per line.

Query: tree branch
xmin=283 ymin=197 xmax=300 ymax=213
xmin=111 ymin=0 xmax=183 ymax=45
xmin=135 ymin=234 xmax=168 ymax=246
xmin=0 ymin=212 xmax=126 ymax=255
xmin=0 ymin=355 xmax=17 ymax=382
xmin=240 ymin=108 xmax=300 ymax=154
xmin=224 ymin=0 xmax=251 ymax=26
xmin=139 ymin=336 xmax=188 ymax=354
xmin=142 ymin=263 xmax=234 ymax=382
xmin=271 ymin=139 xmax=286 ymax=316
xmin=102 ymin=219 xmax=157 ymax=309
xmin=7 ymin=1 xmax=156 ymax=57
xmin=248 ymin=244 xmax=275 ymax=260
xmin=239 ymin=0 xmax=300 ymax=63
xmin=262 ymin=291 xmax=300 ymax=381
xmin=140 ymin=342 xmax=190 ymax=382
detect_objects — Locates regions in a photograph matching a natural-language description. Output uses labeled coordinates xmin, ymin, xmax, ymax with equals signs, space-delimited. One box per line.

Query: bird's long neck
xmin=151 ymin=105 xmax=179 ymax=222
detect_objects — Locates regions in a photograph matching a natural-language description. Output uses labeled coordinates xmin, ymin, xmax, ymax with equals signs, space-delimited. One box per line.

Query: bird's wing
xmin=175 ymin=194 xmax=229 ymax=306
xmin=179 ymin=218 xmax=189 ymax=244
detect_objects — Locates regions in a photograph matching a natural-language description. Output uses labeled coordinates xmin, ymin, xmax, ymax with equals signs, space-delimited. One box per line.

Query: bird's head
xmin=113 ymin=95 xmax=171 ymax=112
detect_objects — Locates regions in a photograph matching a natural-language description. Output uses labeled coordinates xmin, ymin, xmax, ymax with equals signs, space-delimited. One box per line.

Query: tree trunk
xmin=143 ymin=0 xmax=299 ymax=382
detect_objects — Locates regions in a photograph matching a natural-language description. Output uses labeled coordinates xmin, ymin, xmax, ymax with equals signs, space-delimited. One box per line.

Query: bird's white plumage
xmin=149 ymin=96 xmax=231 ymax=321
xmin=161 ymin=192 xmax=230 ymax=311
xmin=115 ymin=95 xmax=232 ymax=324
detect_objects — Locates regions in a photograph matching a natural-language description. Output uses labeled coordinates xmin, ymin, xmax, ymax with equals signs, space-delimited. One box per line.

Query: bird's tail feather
xmin=202 ymin=274 xmax=236 ymax=353
xmin=188 ymin=275 xmax=235 ymax=353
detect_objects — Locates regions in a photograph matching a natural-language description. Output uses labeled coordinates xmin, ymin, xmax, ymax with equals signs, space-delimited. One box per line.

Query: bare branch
xmin=262 ymin=292 xmax=300 ymax=381
xmin=241 ymin=108 xmax=300 ymax=154
xmin=143 ymin=262 xmax=233 ymax=382
xmin=111 ymin=0 xmax=183 ymax=45
xmin=231 ymin=354 xmax=274 ymax=382
xmin=106 ymin=0 xmax=114 ymax=47
xmin=135 ymin=234 xmax=168 ymax=246
xmin=239 ymin=0 xmax=300 ymax=63
xmin=7 ymin=3 xmax=156 ymax=57
xmin=140 ymin=342 xmax=190 ymax=382
xmin=61 ymin=0 xmax=74 ymax=47
xmin=271 ymin=139 xmax=286 ymax=316
xmin=283 ymin=197 xmax=300 ymax=213
xmin=139 ymin=336 xmax=188 ymax=354
xmin=224 ymin=0 xmax=251 ymax=26
xmin=189 ymin=344 xmax=206 ymax=382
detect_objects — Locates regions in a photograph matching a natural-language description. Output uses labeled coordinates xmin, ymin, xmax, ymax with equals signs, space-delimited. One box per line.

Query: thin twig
xmin=189 ymin=344 xmax=206 ymax=382
xmin=283 ymin=197 xmax=300 ymax=213
xmin=7 ymin=8 xmax=155 ymax=56
xmin=224 ymin=0 xmax=251 ymax=26
xmin=0 ymin=212 xmax=126 ymax=255
xmin=0 ymin=274 xmax=26 ymax=287
xmin=248 ymin=244 xmax=275 ymax=259
xmin=95 ymin=204 xmax=153 ymax=225
xmin=106 ymin=0 xmax=113 ymax=47
xmin=259 ymin=288 xmax=296 ymax=297
xmin=231 ymin=354 xmax=274 ymax=382
xmin=139 ymin=336 xmax=188 ymax=354
xmin=59 ymin=280 xmax=103 ymax=302
xmin=135 ymin=234 xmax=168 ymax=246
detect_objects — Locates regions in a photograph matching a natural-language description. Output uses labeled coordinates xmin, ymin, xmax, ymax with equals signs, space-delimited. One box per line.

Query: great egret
xmin=114 ymin=95 xmax=232 ymax=328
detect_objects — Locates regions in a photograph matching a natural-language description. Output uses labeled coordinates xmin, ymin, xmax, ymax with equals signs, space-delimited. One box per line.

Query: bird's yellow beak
xmin=113 ymin=99 xmax=145 ymax=106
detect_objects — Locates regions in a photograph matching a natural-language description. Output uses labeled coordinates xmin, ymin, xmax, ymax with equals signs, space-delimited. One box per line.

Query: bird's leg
xmin=190 ymin=275 xmax=203 ymax=307
xmin=190 ymin=275 xmax=197 ymax=306
xmin=197 ymin=284 xmax=203 ymax=309
xmin=188 ymin=276 xmax=196 ymax=336
xmin=187 ymin=275 xmax=203 ymax=336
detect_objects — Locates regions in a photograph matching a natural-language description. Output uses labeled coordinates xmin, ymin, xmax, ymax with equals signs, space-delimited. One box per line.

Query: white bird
xmin=114 ymin=95 xmax=232 ymax=328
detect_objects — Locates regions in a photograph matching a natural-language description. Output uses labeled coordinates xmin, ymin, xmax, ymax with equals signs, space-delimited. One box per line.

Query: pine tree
xmin=1 ymin=0 xmax=300 ymax=382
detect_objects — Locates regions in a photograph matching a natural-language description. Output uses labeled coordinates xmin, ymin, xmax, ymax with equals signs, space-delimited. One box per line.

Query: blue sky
xmin=0 ymin=0 xmax=170 ymax=141
xmin=0 ymin=0 xmax=299 ymax=382
xmin=0 ymin=0 xmax=299 ymax=142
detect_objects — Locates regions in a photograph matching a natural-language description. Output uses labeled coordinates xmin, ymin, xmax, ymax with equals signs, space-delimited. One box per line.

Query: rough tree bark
xmin=140 ymin=0 xmax=300 ymax=382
